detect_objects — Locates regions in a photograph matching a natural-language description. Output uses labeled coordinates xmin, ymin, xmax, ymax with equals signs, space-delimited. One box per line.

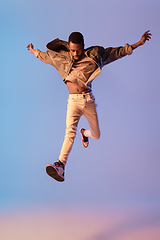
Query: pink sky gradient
xmin=0 ymin=207 xmax=160 ymax=240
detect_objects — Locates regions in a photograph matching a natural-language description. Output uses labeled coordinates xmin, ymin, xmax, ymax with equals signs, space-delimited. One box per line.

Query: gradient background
xmin=1 ymin=0 xmax=160 ymax=239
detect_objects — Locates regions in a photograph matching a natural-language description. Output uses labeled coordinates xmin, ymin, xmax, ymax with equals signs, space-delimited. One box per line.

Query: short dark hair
xmin=68 ymin=32 xmax=84 ymax=47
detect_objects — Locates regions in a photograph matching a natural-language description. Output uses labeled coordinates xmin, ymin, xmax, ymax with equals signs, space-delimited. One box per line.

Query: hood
xmin=46 ymin=38 xmax=70 ymax=53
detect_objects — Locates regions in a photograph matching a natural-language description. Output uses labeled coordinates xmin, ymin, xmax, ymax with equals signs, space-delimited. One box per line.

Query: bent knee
xmin=92 ymin=131 xmax=101 ymax=140
xmin=95 ymin=133 xmax=100 ymax=140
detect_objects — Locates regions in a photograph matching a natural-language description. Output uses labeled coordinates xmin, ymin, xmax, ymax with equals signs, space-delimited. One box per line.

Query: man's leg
xmin=82 ymin=93 xmax=100 ymax=141
xmin=46 ymin=95 xmax=83 ymax=181
xmin=59 ymin=96 xmax=82 ymax=165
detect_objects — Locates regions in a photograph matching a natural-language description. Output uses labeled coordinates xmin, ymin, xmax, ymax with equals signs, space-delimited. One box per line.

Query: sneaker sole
xmin=46 ymin=165 xmax=64 ymax=182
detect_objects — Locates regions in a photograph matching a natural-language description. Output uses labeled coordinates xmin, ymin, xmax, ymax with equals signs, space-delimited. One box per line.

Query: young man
xmin=27 ymin=30 xmax=152 ymax=182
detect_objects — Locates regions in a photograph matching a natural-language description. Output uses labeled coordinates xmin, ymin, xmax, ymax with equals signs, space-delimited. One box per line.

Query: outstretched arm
xmin=26 ymin=43 xmax=54 ymax=65
xmin=131 ymin=30 xmax=152 ymax=50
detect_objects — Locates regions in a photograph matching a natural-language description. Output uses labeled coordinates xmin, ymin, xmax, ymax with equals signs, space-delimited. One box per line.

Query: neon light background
xmin=1 ymin=0 xmax=160 ymax=239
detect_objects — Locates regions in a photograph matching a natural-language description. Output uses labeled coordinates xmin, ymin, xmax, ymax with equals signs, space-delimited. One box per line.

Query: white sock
xmin=84 ymin=130 xmax=91 ymax=138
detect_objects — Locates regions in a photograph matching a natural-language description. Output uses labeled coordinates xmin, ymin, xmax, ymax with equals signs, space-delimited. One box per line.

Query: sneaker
xmin=80 ymin=128 xmax=89 ymax=148
xmin=46 ymin=160 xmax=65 ymax=182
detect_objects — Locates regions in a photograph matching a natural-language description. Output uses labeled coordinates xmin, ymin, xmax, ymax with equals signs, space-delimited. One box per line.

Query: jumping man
xmin=27 ymin=30 xmax=152 ymax=182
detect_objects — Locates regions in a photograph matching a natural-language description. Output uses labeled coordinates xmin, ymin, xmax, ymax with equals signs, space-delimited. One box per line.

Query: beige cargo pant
xmin=59 ymin=91 xmax=100 ymax=165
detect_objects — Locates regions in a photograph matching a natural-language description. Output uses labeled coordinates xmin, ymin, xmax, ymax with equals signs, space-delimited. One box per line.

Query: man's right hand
xmin=27 ymin=43 xmax=36 ymax=54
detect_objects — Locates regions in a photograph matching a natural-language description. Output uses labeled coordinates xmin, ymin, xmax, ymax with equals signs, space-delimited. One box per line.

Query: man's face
xmin=69 ymin=42 xmax=84 ymax=61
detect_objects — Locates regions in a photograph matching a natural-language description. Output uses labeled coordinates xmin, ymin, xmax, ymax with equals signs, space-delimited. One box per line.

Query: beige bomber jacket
xmin=35 ymin=38 xmax=133 ymax=86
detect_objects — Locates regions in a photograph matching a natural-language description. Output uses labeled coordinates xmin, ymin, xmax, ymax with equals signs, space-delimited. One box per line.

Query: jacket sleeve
xmin=102 ymin=43 xmax=133 ymax=66
xmin=34 ymin=49 xmax=53 ymax=65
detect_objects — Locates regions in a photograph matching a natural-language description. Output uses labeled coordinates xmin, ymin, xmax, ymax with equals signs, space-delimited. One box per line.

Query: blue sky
xmin=1 ymin=0 xmax=160 ymax=213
